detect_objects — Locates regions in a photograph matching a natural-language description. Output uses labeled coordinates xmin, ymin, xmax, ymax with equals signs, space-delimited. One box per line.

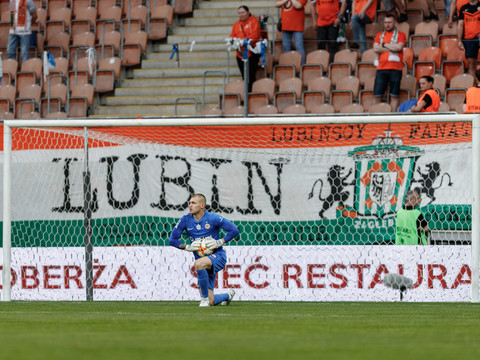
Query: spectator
xmin=230 ymin=5 xmax=262 ymax=92
xmin=465 ymin=70 xmax=480 ymax=113
xmin=395 ymin=189 xmax=429 ymax=245
xmin=457 ymin=0 xmax=480 ymax=77
xmin=425 ymin=0 xmax=439 ymax=21
xmin=372 ymin=13 xmax=406 ymax=112
xmin=408 ymin=76 xmax=440 ymax=112
xmin=350 ymin=0 xmax=377 ymax=53
xmin=382 ymin=0 xmax=408 ymax=23
xmin=311 ymin=0 xmax=347 ymax=63
xmin=7 ymin=0 xmax=37 ymax=63
xmin=276 ymin=0 xmax=307 ymax=64
xmin=448 ymin=0 xmax=469 ymax=28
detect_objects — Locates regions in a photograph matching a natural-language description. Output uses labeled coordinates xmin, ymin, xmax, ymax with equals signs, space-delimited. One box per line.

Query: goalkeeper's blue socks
xmin=213 ymin=293 xmax=229 ymax=306
xmin=196 ymin=269 xmax=209 ymax=298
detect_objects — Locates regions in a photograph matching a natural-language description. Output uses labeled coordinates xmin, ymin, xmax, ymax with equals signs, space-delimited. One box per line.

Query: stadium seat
xmin=174 ymin=0 xmax=194 ymax=15
xmin=252 ymin=78 xmax=275 ymax=102
xmin=40 ymin=97 xmax=62 ymax=118
xmin=0 ymin=84 xmax=16 ymax=112
xmin=433 ymin=74 xmax=447 ymax=98
xmin=15 ymin=84 xmax=42 ymax=118
xmin=68 ymin=70 xmax=89 ymax=92
xmin=149 ymin=5 xmax=174 ymax=40
xmin=223 ymin=105 xmax=245 ymax=115
xmin=367 ymin=102 xmax=392 ymax=113
xmin=328 ymin=62 xmax=351 ymax=87
xmin=359 ymin=89 xmax=375 ymax=110
xmin=254 ymin=104 xmax=278 ymax=115
xmin=445 ymin=88 xmax=466 ymax=111
xmin=340 ymin=103 xmax=364 ymax=113
xmin=309 ymin=103 xmax=334 ymax=114
xmin=331 ymin=90 xmax=353 ymax=112
xmin=403 ymin=47 xmax=414 ymax=73
xmin=71 ymin=6 xmax=97 ymax=36
xmin=438 ymin=35 xmax=458 ymax=56
xmin=336 ymin=75 xmax=360 ymax=99
xmin=124 ymin=5 xmax=148 ymax=30
xmin=301 ymin=50 xmax=329 ymax=87
xmin=71 ymin=83 xmax=95 ymax=106
xmin=98 ymin=4 xmax=122 ymax=22
xmin=45 ymin=31 xmax=71 ymax=58
xmin=278 ymin=51 xmax=303 ymax=74
xmin=219 ymin=93 xmax=240 ymax=111
xmin=400 ymin=74 xmax=418 ymax=99
xmin=225 ymin=80 xmax=245 ymax=102
xmin=455 ymin=103 xmax=466 ymax=114
xmin=441 ymin=61 xmax=465 ymax=83
xmin=122 ymin=0 xmax=145 ymax=15
xmin=450 ymin=73 xmax=474 ymax=89
xmin=247 ymin=92 xmax=269 ymax=114
xmin=67 ymin=96 xmax=88 ymax=118
xmin=307 ymin=76 xmax=331 ymax=99
xmin=47 ymin=0 xmax=68 ymax=16
xmin=414 ymin=21 xmax=439 ymax=43
xmin=278 ymin=77 xmax=302 ymax=100
xmin=72 ymin=31 xmax=96 ymax=49
xmin=96 ymin=58 xmax=121 ymax=93
xmin=396 ymin=22 xmax=410 ymax=43
xmin=301 ymin=91 xmax=324 ymax=113
xmin=418 ymin=46 xmax=442 ymax=69
xmin=273 ymin=65 xmax=295 ymax=86
xmin=282 ymin=104 xmax=306 ymax=114
xmin=274 ymin=91 xmax=296 ymax=113
xmin=1 ymin=59 xmax=18 ymax=83
xmin=333 ymin=49 xmax=357 ymax=70
xmin=122 ymin=31 xmax=148 ymax=66
xmin=438 ymin=101 xmax=451 ymax=112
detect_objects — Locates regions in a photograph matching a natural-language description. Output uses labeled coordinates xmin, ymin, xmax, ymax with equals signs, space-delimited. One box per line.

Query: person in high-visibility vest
xmin=465 ymin=70 xmax=480 ymax=113
xmin=408 ymin=75 xmax=441 ymax=112
xmin=395 ymin=189 xmax=429 ymax=245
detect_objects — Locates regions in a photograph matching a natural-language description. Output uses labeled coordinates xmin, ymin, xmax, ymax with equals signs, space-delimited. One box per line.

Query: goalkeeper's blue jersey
xmin=169 ymin=211 xmax=239 ymax=256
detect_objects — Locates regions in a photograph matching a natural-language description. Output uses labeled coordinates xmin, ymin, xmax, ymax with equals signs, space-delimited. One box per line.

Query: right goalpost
xmin=2 ymin=114 xmax=480 ymax=302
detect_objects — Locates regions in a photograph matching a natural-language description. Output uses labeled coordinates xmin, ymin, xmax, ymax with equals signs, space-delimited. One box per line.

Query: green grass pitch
xmin=0 ymin=301 xmax=479 ymax=360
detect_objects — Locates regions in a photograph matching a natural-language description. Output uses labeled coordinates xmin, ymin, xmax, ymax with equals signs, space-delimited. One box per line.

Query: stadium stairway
xmin=93 ymin=0 xmax=277 ymax=118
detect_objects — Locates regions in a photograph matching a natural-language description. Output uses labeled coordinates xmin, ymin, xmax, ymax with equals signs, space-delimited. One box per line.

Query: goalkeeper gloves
xmin=204 ymin=238 xmax=224 ymax=250
xmin=184 ymin=239 xmax=201 ymax=252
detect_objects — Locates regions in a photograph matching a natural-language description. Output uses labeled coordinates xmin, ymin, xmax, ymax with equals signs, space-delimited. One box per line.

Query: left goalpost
xmin=2 ymin=115 xmax=480 ymax=302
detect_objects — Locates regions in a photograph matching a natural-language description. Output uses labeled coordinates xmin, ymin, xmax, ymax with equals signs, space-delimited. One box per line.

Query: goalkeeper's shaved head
xmin=192 ymin=193 xmax=207 ymax=205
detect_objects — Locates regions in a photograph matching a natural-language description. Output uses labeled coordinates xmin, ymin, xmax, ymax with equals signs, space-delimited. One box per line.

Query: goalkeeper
xmin=169 ymin=193 xmax=240 ymax=307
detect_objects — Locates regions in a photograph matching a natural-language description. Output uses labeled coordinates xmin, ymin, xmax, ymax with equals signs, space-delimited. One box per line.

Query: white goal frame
xmin=2 ymin=114 xmax=480 ymax=302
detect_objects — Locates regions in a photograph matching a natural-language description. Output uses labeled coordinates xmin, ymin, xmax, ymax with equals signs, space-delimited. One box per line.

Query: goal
xmin=2 ymin=114 xmax=480 ymax=302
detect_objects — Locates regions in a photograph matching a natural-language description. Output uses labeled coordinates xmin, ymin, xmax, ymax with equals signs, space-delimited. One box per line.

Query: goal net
xmin=2 ymin=115 xmax=479 ymax=302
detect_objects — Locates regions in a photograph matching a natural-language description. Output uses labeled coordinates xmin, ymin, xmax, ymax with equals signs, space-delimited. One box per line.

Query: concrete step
xmin=103 ymin=93 xmax=219 ymax=106
xmin=114 ymin=85 xmax=224 ymax=97
xmin=173 ymin=24 xmax=233 ymax=36
xmin=147 ymin=50 xmax=236 ymax=61
xmin=192 ymin=8 xmax=278 ymax=19
xmin=166 ymin=33 xmax=231 ymax=44
xmin=140 ymin=58 xmax=235 ymax=70
xmin=185 ymin=16 xmax=242 ymax=26
xmin=131 ymin=66 xmax=241 ymax=79
xmin=121 ymin=76 xmax=241 ymax=88
xmin=94 ymin=103 xmax=219 ymax=117
xmin=154 ymin=42 xmax=234 ymax=53
xmin=197 ymin=0 xmax=274 ymax=9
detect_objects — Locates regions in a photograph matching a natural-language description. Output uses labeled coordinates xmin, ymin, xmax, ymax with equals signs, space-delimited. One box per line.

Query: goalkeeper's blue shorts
xmin=206 ymin=249 xmax=227 ymax=290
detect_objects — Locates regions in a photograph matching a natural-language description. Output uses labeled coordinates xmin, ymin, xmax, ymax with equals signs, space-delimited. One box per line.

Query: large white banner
xmin=1 ymin=246 xmax=473 ymax=302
